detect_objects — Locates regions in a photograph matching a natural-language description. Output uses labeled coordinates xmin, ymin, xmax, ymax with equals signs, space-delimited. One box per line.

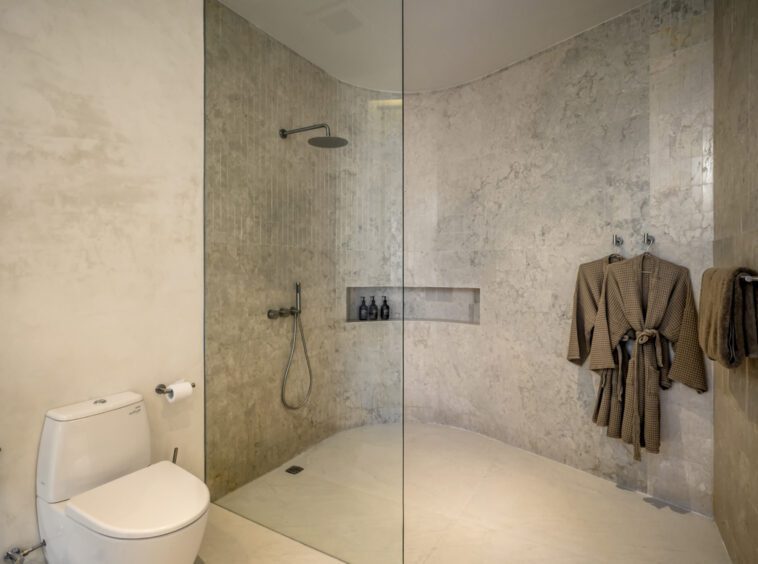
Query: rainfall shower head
xmin=307 ymin=135 xmax=348 ymax=148
xmin=279 ymin=123 xmax=348 ymax=148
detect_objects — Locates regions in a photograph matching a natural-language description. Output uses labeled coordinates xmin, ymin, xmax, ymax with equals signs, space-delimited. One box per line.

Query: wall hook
xmin=642 ymin=233 xmax=655 ymax=251
xmin=612 ymin=234 xmax=624 ymax=248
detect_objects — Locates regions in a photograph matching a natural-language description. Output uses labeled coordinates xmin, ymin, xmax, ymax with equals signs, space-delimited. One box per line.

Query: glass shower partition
xmin=203 ymin=1 xmax=403 ymax=562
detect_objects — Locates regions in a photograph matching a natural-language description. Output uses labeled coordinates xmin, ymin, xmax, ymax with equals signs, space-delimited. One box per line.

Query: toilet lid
xmin=66 ymin=461 xmax=210 ymax=539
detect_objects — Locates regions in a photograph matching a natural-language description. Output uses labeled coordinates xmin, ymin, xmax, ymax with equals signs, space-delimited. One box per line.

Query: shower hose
xmin=281 ymin=296 xmax=314 ymax=410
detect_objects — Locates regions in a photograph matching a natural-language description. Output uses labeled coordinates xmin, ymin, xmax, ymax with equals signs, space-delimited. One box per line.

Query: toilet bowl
xmin=36 ymin=391 xmax=209 ymax=564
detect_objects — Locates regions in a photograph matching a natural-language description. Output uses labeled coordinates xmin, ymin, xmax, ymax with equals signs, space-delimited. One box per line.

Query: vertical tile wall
xmin=204 ymin=0 xmax=402 ymax=499
xmin=713 ymin=0 xmax=758 ymax=561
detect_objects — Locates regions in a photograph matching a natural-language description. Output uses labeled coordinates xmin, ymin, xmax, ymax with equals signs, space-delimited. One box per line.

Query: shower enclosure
xmin=203 ymin=1 xmax=403 ymax=562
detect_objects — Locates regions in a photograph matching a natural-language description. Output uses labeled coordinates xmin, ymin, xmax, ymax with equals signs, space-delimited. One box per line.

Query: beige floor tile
xmin=200 ymin=423 xmax=729 ymax=564
xmin=198 ymin=504 xmax=339 ymax=564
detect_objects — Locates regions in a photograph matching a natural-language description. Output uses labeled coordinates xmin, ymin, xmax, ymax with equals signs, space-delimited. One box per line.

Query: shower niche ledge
xmin=346 ymin=286 xmax=480 ymax=324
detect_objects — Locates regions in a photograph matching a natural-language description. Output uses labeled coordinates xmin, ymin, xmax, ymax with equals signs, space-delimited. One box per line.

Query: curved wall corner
xmin=403 ymin=0 xmax=715 ymax=515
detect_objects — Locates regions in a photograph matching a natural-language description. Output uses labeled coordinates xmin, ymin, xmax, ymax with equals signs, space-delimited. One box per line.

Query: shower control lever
xmin=267 ymin=307 xmax=298 ymax=319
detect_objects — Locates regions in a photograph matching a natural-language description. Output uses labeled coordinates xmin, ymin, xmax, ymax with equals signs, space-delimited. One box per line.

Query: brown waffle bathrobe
xmin=567 ymin=255 xmax=628 ymax=436
xmin=590 ymin=253 xmax=707 ymax=460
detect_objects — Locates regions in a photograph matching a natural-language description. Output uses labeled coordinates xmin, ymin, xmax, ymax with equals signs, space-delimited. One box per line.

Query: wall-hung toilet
xmin=36 ymin=391 xmax=209 ymax=564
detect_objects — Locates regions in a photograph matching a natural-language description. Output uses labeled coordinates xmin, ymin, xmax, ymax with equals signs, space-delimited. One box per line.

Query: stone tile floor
xmin=200 ymin=423 xmax=729 ymax=564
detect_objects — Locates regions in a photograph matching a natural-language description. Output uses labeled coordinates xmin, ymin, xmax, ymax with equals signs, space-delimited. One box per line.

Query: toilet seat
xmin=65 ymin=461 xmax=209 ymax=540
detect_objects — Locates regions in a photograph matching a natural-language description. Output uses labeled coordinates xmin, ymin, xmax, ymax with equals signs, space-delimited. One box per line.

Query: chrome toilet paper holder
xmin=155 ymin=382 xmax=196 ymax=397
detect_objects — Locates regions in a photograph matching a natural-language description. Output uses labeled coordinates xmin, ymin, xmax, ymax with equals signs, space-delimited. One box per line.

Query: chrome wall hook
xmin=642 ymin=233 xmax=655 ymax=251
xmin=612 ymin=234 xmax=624 ymax=248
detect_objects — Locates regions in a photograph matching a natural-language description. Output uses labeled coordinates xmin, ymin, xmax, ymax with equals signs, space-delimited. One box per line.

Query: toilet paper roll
xmin=166 ymin=381 xmax=193 ymax=403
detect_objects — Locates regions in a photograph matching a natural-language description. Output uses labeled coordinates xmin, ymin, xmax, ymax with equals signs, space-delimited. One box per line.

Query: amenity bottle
xmin=359 ymin=297 xmax=368 ymax=321
xmin=380 ymin=296 xmax=390 ymax=320
xmin=368 ymin=296 xmax=379 ymax=321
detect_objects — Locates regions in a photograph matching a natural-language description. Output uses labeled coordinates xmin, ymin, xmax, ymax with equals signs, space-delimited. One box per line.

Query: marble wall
xmin=205 ymin=0 xmax=402 ymax=500
xmin=0 ymin=0 xmax=204 ymax=555
xmin=404 ymin=0 xmax=715 ymax=514
xmin=713 ymin=0 xmax=758 ymax=561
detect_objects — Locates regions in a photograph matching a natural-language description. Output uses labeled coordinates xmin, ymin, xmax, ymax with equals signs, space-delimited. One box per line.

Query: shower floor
xmin=206 ymin=423 xmax=729 ymax=564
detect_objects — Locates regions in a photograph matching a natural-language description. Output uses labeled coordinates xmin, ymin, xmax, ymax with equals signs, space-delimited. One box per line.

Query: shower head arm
xmin=279 ymin=123 xmax=331 ymax=139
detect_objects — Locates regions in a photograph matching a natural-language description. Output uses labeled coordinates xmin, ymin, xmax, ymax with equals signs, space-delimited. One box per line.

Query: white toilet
xmin=36 ymin=391 xmax=209 ymax=564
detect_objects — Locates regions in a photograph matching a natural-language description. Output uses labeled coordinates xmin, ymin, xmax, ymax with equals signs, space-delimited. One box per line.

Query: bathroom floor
xmin=214 ymin=424 xmax=402 ymax=563
xmin=200 ymin=423 xmax=729 ymax=564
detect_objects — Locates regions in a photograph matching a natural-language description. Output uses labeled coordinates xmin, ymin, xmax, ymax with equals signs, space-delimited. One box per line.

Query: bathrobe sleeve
xmin=567 ymin=265 xmax=597 ymax=364
xmin=660 ymin=272 xmax=707 ymax=393
xmin=589 ymin=268 xmax=630 ymax=371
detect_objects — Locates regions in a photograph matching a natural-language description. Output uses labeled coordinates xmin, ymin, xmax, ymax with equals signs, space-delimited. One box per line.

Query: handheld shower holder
xmin=266 ymin=282 xmax=313 ymax=410
xmin=267 ymin=282 xmax=302 ymax=319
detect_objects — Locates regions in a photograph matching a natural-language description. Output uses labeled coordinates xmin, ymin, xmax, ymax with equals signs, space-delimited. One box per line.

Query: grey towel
xmin=745 ymin=281 xmax=758 ymax=357
xmin=699 ymin=267 xmax=758 ymax=368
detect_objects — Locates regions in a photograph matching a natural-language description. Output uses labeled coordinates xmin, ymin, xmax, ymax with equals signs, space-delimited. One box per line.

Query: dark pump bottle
xmin=380 ymin=296 xmax=390 ymax=320
xmin=368 ymin=296 xmax=379 ymax=321
xmin=359 ymin=297 xmax=369 ymax=321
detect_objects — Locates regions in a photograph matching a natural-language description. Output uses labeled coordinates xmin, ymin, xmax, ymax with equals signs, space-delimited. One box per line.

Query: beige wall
xmin=0 ymin=0 xmax=204 ymax=552
xmin=405 ymin=0 xmax=715 ymax=514
xmin=713 ymin=0 xmax=758 ymax=561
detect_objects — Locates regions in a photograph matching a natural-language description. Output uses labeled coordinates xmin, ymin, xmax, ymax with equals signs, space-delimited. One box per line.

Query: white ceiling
xmin=220 ymin=0 xmax=403 ymax=92
xmin=220 ymin=0 xmax=645 ymax=93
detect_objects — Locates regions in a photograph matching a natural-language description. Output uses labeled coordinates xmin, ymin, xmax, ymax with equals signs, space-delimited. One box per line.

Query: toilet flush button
xmin=93 ymin=399 xmax=106 ymax=405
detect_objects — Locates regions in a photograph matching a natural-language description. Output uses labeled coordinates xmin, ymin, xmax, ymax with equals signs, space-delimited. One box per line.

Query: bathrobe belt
xmin=628 ymin=329 xmax=664 ymax=460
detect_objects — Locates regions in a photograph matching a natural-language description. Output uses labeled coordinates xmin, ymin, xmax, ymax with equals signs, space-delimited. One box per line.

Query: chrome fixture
xmin=4 ymin=541 xmax=45 ymax=564
xmin=642 ymin=233 xmax=655 ymax=251
xmin=268 ymin=282 xmax=314 ymax=410
xmin=155 ymin=382 xmax=196 ymax=397
xmin=279 ymin=123 xmax=348 ymax=148
xmin=267 ymin=307 xmax=297 ymax=319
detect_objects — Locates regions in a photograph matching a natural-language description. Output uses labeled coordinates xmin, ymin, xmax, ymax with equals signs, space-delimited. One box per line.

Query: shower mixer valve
xmin=267 ymin=307 xmax=298 ymax=319
xmin=267 ymin=282 xmax=303 ymax=319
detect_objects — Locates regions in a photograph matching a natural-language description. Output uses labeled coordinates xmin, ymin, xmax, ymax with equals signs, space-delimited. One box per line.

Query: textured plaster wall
xmin=404 ymin=0 xmax=715 ymax=514
xmin=0 ymin=0 xmax=204 ymax=554
xmin=713 ymin=0 xmax=758 ymax=561
xmin=205 ymin=0 xmax=402 ymax=500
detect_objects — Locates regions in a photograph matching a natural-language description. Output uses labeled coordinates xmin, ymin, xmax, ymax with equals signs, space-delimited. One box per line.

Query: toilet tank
xmin=37 ymin=391 xmax=151 ymax=503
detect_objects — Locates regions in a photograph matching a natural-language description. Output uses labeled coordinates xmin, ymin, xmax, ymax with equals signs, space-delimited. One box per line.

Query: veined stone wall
xmin=404 ymin=0 xmax=715 ymax=514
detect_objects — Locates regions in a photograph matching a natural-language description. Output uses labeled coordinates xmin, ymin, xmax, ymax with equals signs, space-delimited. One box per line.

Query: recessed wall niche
xmin=346 ymin=287 xmax=480 ymax=324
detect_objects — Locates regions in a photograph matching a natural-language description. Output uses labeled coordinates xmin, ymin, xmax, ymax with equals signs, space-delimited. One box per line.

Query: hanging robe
xmin=567 ymin=255 xmax=627 ymax=436
xmin=590 ymin=253 xmax=707 ymax=460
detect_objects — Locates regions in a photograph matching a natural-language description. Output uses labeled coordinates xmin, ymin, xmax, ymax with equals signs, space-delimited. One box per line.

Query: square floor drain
xmin=285 ymin=465 xmax=304 ymax=475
